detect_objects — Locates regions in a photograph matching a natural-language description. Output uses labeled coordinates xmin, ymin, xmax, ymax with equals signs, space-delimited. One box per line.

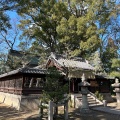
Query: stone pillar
xmin=81 ymin=92 xmax=89 ymax=109
xmin=79 ymin=73 xmax=90 ymax=113
xmin=112 ymin=77 xmax=120 ymax=107
xmin=48 ymin=101 xmax=53 ymax=120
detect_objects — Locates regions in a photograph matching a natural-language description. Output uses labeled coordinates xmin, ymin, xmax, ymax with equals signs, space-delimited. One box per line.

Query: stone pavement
xmin=1 ymin=102 xmax=120 ymax=120
xmin=91 ymin=106 xmax=120 ymax=115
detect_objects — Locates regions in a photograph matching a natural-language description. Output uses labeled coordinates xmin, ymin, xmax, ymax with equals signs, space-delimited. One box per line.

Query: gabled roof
xmin=46 ymin=53 xmax=94 ymax=71
xmin=46 ymin=53 xmax=95 ymax=79
xmin=56 ymin=58 xmax=94 ymax=70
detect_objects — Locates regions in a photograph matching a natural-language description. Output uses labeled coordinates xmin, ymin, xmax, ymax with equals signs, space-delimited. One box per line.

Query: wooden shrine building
xmin=0 ymin=67 xmax=47 ymax=110
xmin=46 ymin=53 xmax=112 ymax=101
xmin=0 ymin=53 xmax=113 ymax=110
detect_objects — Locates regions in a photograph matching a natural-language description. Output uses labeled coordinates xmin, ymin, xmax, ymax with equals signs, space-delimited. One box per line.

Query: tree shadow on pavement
xmin=0 ymin=103 xmax=35 ymax=120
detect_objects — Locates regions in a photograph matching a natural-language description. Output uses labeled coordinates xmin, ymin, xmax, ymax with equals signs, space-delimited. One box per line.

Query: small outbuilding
xmin=0 ymin=67 xmax=47 ymax=110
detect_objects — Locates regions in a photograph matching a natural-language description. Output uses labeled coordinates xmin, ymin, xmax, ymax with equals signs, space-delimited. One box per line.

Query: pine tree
xmin=92 ymin=51 xmax=104 ymax=75
xmin=0 ymin=1 xmax=11 ymax=32
xmin=41 ymin=67 xmax=68 ymax=119
xmin=102 ymin=38 xmax=118 ymax=73
xmin=16 ymin=0 xmax=117 ymax=59
xmin=110 ymin=58 xmax=120 ymax=78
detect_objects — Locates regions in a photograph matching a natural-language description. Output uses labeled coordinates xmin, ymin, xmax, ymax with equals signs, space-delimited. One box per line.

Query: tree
xmin=0 ymin=19 xmax=20 ymax=51
xmin=0 ymin=1 xmax=11 ymax=33
xmin=41 ymin=67 xmax=68 ymax=119
xmin=110 ymin=58 xmax=120 ymax=78
xmin=16 ymin=0 xmax=118 ymax=59
xmin=102 ymin=38 xmax=118 ymax=73
xmin=90 ymin=51 xmax=104 ymax=75
xmin=17 ymin=0 xmax=70 ymax=54
xmin=58 ymin=0 xmax=118 ymax=58
xmin=0 ymin=53 xmax=8 ymax=74
xmin=0 ymin=0 xmax=19 ymax=32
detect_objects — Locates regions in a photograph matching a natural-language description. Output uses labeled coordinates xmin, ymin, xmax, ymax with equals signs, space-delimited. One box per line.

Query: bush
xmin=95 ymin=91 xmax=103 ymax=101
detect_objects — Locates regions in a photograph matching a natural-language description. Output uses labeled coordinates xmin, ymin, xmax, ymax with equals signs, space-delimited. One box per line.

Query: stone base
xmin=0 ymin=92 xmax=41 ymax=111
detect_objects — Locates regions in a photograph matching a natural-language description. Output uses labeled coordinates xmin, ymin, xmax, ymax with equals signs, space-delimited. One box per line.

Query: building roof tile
xmin=0 ymin=68 xmax=47 ymax=79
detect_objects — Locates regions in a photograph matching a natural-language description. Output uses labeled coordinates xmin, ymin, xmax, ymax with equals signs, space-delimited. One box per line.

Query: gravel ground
xmin=0 ymin=102 xmax=120 ymax=120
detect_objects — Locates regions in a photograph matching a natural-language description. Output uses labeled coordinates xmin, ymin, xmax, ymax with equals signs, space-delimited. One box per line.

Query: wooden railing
xmin=0 ymin=87 xmax=43 ymax=95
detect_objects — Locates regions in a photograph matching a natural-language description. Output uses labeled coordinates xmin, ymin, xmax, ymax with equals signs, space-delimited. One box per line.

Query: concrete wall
xmin=20 ymin=95 xmax=40 ymax=111
xmin=0 ymin=92 xmax=21 ymax=110
xmin=0 ymin=92 xmax=41 ymax=111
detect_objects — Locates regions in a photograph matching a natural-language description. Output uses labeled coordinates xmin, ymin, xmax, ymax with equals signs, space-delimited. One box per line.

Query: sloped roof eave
xmin=0 ymin=68 xmax=47 ymax=79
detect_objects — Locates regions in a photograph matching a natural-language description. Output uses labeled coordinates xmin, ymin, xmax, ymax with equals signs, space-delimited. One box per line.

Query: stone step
xmin=77 ymin=96 xmax=93 ymax=98
xmin=78 ymin=98 xmax=95 ymax=102
xmin=88 ymin=101 xmax=99 ymax=104
xmin=76 ymin=94 xmax=103 ymax=107
xmin=89 ymin=103 xmax=103 ymax=107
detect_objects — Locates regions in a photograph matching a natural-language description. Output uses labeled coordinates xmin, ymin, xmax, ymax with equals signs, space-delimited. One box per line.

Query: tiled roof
xmin=0 ymin=68 xmax=47 ymax=78
xmin=57 ymin=58 xmax=94 ymax=70
xmin=48 ymin=53 xmax=94 ymax=71
xmin=22 ymin=68 xmax=47 ymax=74
xmin=49 ymin=53 xmax=94 ymax=70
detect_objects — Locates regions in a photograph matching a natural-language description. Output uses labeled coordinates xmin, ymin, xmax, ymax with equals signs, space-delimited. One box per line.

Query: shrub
xmin=95 ymin=91 xmax=103 ymax=101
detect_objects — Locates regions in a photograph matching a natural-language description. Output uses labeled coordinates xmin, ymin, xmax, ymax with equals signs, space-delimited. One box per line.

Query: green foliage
xmin=95 ymin=91 xmax=103 ymax=101
xmin=0 ymin=1 xmax=11 ymax=32
xmin=102 ymin=38 xmax=118 ymax=73
xmin=0 ymin=53 xmax=8 ymax=74
xmin=16 ymin=0 xmax=117 ymax=59
xmin=18 ymin=0 xmax=70 ymax=54
xmin=110 ymin=58 xmax=120 ymax=78
xmin=41 ymin=67 xmax=68 ymax=104
xmin=7 ymin=55 xmax=22 ymax=70
xmin=89 ymin=51 xmax=104 ymax=75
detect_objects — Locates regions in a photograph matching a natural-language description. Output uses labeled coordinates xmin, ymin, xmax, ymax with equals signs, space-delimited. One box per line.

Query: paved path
xmin=92 ymin=106 xmax=120 ymax=115
xmin=0 ymin=103 xmax=38 ymax=120
xmin=1 ymin=102 xmax=120 ymax=120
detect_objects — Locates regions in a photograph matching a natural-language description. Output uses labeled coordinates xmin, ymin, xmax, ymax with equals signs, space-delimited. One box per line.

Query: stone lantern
xmin=79 ymin=73 xmax=91 ymax=113
xmin=112 ymin=77 xmax=120 ymax=107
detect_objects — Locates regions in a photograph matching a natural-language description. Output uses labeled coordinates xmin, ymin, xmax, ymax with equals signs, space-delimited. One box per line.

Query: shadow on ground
xmin=25 ymin=107 xmax=120 ymax=120
xmin=1 ymin=103 xmax=120 ymax=120
xmin=0 ymin=103 xmax=37 ymax=120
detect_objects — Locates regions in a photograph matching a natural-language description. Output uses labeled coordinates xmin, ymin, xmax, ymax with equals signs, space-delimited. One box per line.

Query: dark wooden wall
xmin=0 ymin=75 xmax=23 ymax=94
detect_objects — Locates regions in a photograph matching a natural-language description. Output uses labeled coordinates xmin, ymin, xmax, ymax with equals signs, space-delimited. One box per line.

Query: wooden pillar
xmin=29 ymin=78 xmax=33 ymax=88
xmin=36 ymin=79 xmax=40 ymax=87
